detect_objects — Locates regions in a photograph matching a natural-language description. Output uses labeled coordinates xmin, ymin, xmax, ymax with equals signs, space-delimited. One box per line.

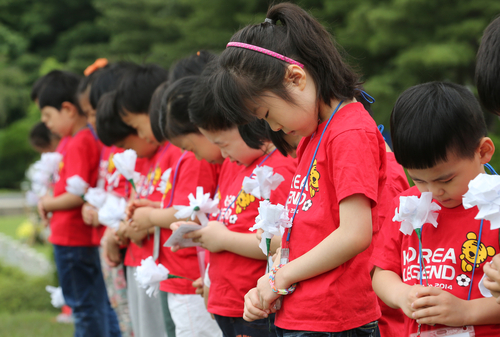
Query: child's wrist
xmin=269 ymin=264 xmax=296 ymax=295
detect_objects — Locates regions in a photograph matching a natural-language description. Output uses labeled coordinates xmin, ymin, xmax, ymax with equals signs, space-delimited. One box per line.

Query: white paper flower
xmin=31 ymin=181 xmax=48 ymax=197
xmin=45 ymin=285 xmax=65 ymax=308
xmin=98 ymin=194 xmax=126 ymax=230
xmin=242 ymin=165 xmax=285 ymax=200
xmin=84 ymin=187 xmax=107 ymax=209
xmin=394 ymin=192 xmax=441 ymax=236
xmin=463 ymin=173 xmax=500 ymax=230
xmin=25 ymin=190 xmax=39 ymax=207
xmin=174 ymin=186 xmax=219 ymax=226
xmin=135 ymin=257 xmax=170 ymax=297
xmin=249 ymin=200 xmax=291 ymax=255
xmin=156 ymin=168 xmax=172 ymax=194
xmin=40 ymin=152 xmax=63 ymax=176
xmin=65 ymin=175 xmax=89 ymax=196
xmin=112 ymin=149 xmax=138 ymax=189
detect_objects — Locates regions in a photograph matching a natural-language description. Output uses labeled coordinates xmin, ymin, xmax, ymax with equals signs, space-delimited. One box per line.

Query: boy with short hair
xmin=371 ymin=81 xmax=500 ymax=336
xmin=35 ymin=70 xmax=121 ymax=337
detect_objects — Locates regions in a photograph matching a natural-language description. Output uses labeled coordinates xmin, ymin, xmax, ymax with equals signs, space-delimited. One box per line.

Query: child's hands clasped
xmin=483 ymin=254 xmax=500 ymax=302
xmin=184 ymin=221 xmax=228 ymax=253
xmin=130 ymin=206 xmax=154 ymax=231
xmin=410 ymin=286 xmax=466 ymax=327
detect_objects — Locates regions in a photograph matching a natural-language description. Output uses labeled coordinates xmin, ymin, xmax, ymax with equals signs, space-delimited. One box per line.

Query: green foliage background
xmin=1 ymin=0 xmax=500 ymax=188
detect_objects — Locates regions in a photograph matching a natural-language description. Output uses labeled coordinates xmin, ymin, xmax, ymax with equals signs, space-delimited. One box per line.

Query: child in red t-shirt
xmin=34 ymin=70 xmax=121 ymax=337
xmin=476 ymin=15 xmax=500 ymax=303
xmin=371 ymin=82 xmax=500 ymax=336
xmin=183 ymin=63 xmax=297 ymax=336
xmin=128 ymin=77 xmax=222 ymax=337
xmin=208 ymin=3 xmax=385 ymax=335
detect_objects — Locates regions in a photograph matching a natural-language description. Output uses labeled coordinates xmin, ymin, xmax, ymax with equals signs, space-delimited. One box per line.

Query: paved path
xmin=0 ymin=193 xmax=25 ymax=216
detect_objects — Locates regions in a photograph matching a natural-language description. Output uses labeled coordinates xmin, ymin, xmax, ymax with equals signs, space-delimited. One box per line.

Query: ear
xmin=284 ymin=64 xmax=307 ymax=91
xmin=478 ymin=137 xmax=495 ymax=165
xmin=60 ymin=101 xmax=80 ymax=118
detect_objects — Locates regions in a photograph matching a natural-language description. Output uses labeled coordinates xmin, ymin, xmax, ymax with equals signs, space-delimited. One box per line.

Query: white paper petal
xmin=65 ymin=175 xmax=89 ymax=196
xmin=40 ymin=152 xmax=63 ymax=175
xmin=84 ymin=187 xmax=107 ymax=209
xmin=242 ymin=166 xmax=285 ymax=200
xmin=250 ymin=200 xmax=291 ymax=255
xmin=135 ymin=256 xmax=170 ymax=297
xmin=463 ymin=173 xmax=500 ymax=230
xmin=156 ymin=168 xmax=172 ymax=194
xmin=393 ymin=192 xmax=441 ymax=235
xmin=25 ymin=190 xmax=39 ymax=206
xmin=258 ymin=231 xmax=273 ymax=256
xmin=174 ymin=186 xmax=219 ymax=226
xmin=112 ymin=149 xmax=137 ymax=181
xmin=479 ymin=273 xmax=493 ymax=298
xmin=45 ymin=285 xmax=65 ymax=308
xmin=98 ymin=194 xmax=126 ymax=230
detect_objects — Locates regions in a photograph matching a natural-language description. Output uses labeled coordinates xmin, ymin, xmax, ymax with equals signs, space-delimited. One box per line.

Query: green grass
xmin=0 ymin=214 xmax=25 ymax=238
xmin=0 ymin=311 xmax=73 ymax=337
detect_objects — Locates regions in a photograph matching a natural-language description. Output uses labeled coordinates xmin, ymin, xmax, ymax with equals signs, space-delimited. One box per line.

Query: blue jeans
xmin=53 ymin=245 xmax=122 ymax=337
xmin=214 ymin=314 xmax=277 ymax=337
xmin=276 ymin=321 xmax=380 ymax=337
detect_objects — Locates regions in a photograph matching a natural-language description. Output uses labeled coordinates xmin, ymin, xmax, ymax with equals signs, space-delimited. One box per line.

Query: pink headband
xmin=226 ymin=42 xmax=304 ymax=68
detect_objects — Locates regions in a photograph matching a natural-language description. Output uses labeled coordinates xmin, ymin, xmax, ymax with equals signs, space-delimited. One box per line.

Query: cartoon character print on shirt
xmin=309 ymin=159 xmax=320 ymax=198
xmin=142 ymin=166 xmax=163 ymax=197
xmin=459 ymin=232 xmax=496 ymax=273
xmin=235 ymin=189 xmax=256 ymax=214
xmin=108 ymin=154 xmax=115 ymax=173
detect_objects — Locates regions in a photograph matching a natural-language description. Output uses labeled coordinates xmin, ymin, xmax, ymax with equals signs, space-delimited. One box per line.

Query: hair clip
xmin=84 ymin=58 xmax=108 ymax=76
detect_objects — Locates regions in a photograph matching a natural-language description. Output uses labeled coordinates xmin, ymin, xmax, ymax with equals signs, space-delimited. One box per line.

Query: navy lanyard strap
xmin=217 ymin=148 xmax=277 ymax=223
xmin=285 ymin=100 xmax=344 ymax=243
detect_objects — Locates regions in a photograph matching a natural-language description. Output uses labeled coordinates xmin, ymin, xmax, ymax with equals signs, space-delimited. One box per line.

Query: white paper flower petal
xmin=84 ymin=187 xmax=107 ymax=209
xmin=65 ymin=175 xmax=89 ymax=196
xmin=25 ymin=190 xmax=39 ymax=206
xmin=174 ymin=187 xmax=219 ymax=226
xmin=479 ymin=273 xmax=493 ymax=298
xmin=242 ymin=166 xmax=285 ymax=200
xmin=258 ymin=231 xmax=274 ymax=256
xmin=156 ymin=168 xmax=172 ymax=194
xmin=112 ymin=149 xmax=137 ymax=181
xmin=463 ymin=173 xmax=500 ymax=230
xmin=98 ymin=194 xmax=126 ymax=230
xmin=393 ymin=192 xmax=441 ymax=235
xmin=40 ymin=152 xmax=63 ymax=175
xmin=45 ymin=285 xmax=65 ymax=308
xmin=135 ymin=256 xmax=170 ymax=297
xmin=250 ymin=200 xmax=291 ymax=255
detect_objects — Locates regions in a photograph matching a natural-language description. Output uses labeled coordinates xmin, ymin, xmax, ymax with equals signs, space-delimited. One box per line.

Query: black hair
xmin=211 ymin=2 xmax=361 ymax=125
xmin=476 ymin=15 xmax=500 ymax=116
xmin=35 ymin=70 xmax=83 ymax=114
xmin=29 ymin=122 xmax=59 ymax=149
xmin=77 ymin=70 xmax=98 ymax=97
xmin=188 ymin=61 xmax=234 ymax=131
xmin=89 ymin=62 xmax=140 ymax=109
xmin=390 ymin=82 xmax=487 ymax=169
xmin=266 ymin=124 xmax=294 ymax=156
xmin=237 ymin=119 xmax=269 ymax=150
xmin=149 ymin=81 xmax=170 ymax=143
xmin=159 ymin=76 xmax=201 ymax=141
xmin=30 ymin=76 xmax=46 ymax=101
xmin=115 ymin=64 xmax=169 ymax=115
xmin=168 ymin=50 xmax=216 ymax=84
xmin=95 ymin=91 xmax=137 ymax=146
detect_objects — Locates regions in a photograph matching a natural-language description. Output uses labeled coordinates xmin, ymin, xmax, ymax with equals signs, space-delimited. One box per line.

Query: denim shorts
xmin=276 ymin=320 xmax=380 ymax=337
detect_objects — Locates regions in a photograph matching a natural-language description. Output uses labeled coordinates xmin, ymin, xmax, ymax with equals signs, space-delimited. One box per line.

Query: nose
xmin=220 ymin=149 xmax=229 ymax=159
xmin=267 ymin=120 xmax=282 ymax=132
xmin=428 ymin=184 xmax=444 ymax=197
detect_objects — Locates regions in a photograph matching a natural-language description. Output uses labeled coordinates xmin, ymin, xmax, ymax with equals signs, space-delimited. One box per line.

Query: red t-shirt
xmin=159 ymin=152 xmax=220 ymax=294
xmin=372 ymin=152 xmax=409 ymax=337
xmin=208 ymin=152 xmax=297 ymax=317
xmin=276 ymin=102 xmax=386 ymax=332
xmin=123 ymin=143 xmax=183 ymax=267
xmin=371 ymin=186 xmax=500 ymax=337
xmin=50 ymin=128 xmax=102 ymax=246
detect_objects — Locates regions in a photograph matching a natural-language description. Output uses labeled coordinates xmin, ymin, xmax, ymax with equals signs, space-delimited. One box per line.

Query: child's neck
xmin=70 ymin=116 xmax=88 ymax=136
xmin=318 ymin=97 xmax=357 ymax=123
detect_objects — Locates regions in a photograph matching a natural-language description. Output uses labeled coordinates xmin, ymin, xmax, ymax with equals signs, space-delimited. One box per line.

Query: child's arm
xmin=40 ymin=193 xmax=84 ymax=212
xmin=372 ymin=266 xmax=426 ymax=318
xmin=185 ymin=221 xmax=267 ymax=260
xmin=130 ymin=207 xmax=195 ymax=231
xmin=412 ymin=286 xmax=500 ymax=326
xmin=255 ymin=194 xmax=374 ymax=309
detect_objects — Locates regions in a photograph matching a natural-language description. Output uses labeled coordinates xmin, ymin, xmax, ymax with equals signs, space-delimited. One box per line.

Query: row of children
xmin=28 ymin=2 xmax=500 ymax=337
